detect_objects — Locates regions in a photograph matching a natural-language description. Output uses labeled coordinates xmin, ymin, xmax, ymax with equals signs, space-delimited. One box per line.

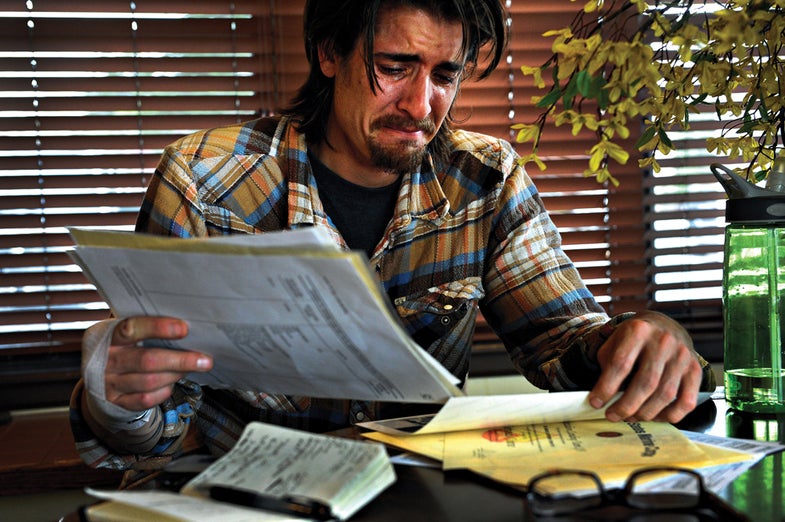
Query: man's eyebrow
xmin=374 ymin=52 xmax=464 ymax=72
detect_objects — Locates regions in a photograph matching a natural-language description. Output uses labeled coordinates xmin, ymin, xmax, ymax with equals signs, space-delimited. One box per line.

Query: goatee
xmin=369 ymin=115 xmax=436 ymax=176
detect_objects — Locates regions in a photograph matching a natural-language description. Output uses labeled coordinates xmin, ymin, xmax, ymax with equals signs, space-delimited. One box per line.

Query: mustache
xmin=372 ymin=115 xmax=435 ymax=134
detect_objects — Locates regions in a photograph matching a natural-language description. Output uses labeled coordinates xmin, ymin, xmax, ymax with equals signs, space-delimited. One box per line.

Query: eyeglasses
xmin=526 ymin=467 xmax=750 ymax=521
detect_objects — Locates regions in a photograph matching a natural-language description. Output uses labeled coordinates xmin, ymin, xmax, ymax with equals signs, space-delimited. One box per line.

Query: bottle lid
xmin=712 ymin=163 xmax=785 ymax=224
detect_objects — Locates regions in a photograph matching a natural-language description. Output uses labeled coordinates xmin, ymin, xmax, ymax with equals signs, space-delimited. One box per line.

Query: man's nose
xmin=397 ymin=72 xmax=432 ymax=121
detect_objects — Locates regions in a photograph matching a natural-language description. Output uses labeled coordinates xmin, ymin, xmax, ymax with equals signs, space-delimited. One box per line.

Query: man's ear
xmin=317 ymin=44 xmax=337 ymax=78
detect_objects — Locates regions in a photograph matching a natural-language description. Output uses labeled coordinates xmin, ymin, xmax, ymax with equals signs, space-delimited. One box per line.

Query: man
xmin=71 ymin=0 xmax=714 ymax=470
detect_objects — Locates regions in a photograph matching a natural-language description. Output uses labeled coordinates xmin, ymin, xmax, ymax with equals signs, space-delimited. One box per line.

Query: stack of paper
xmin=358 ymin=392 xmax=761 ymax=491
xmin=68 ymin=227 xmax=462 ymax=403
xmin=87 ymin=422 xmax=396 ymax=521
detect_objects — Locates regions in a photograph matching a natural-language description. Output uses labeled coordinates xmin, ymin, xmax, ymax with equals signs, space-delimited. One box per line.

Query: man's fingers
xmin=592 ymin=336 xmax=703 ymax=422
xmin=107 ymin=316 xmax=212 ymax=374
xmin=107 ymin=369 xmax=187 ymax=396
xmin=106 ymin=346 xmax=213 ymax=374
xmin=601 ymin=347 xmax=668 ymax=420
xmin=588 ymin=312 xmax=704 ymax=423
xmin=652 ymin=361 xmax=702 ymax=423
xmin=651 ymin=392 xmax=698 ymax=424
xmin=112 ymin=316 xmax=189 ymax=346
xmin=588 ymin=333 xmax=641 ymax=410
xmin=108 ymin=384 xmax=178 ymax=411
xmin=627 ymin=352 xmax=700 ymax=422
xmin=104 ymin=347 xmax=213 ymax=410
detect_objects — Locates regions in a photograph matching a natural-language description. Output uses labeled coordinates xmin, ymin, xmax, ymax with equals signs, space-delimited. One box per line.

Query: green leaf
xmin=670 ymin=8 xmax=691 ymax=32
xmin=758 ymin=97 xmax=770 ymax=123
xmin=562 ymin=76 xmax=579 ymax=110
xmin=636 ymin=126 xmax=657 ymax=149
xmin=589 ymin=74 xmax=607 ymax=99
xmin=576 ymin=70 xmax=592 ymax=97
xmin=658 ymin=128 xmax=673 ymax=148
xmin=690 ymin=93 xmax=708 ymax=105
xmin=597 ymin=87 xmax=609 ymax=111
xmin=536 ymin=87 xmax=562 ymax=108
xmin=744 ymin=95 xmax=757 ymax=112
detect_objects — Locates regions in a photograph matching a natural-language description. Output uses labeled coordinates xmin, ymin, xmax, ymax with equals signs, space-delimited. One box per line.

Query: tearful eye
xmin=377 ymin=64 xmax=405 ymax=77
xmin=434 ymin=73 xmax=457 ymax=86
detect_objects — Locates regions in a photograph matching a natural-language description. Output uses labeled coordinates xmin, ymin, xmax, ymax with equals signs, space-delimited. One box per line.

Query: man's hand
xmin=101 ymin=316 xmax=213 ymax=411
xmin=588 ymin=311 xmax=703 ymax=423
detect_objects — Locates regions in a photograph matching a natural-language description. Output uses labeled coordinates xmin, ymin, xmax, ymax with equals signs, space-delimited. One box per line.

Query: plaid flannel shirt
xmin=70 ymin=116 xmax=713 ymax=470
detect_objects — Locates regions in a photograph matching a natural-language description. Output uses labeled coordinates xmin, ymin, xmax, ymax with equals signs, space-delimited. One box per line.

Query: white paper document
xmin=86 ymin=489 xmax=294 ymax=522
xmin=87 ymin=422 xmax=397 ymax=521
xmin=68 ymin=227 xmax=461 ymax=403
xmin=357 ymin=391 xmax=617 ymax=435
xmin=681 ymin=430 xmax=785 ymax=493
xmin=182 ymin=422 xmax=396 ymax=520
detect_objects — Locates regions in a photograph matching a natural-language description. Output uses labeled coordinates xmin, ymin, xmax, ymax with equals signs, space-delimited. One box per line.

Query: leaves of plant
xmin=636 ymin=126 xmax=657 ymax=149
xmin=536 ymin=87 xmax=562 ymax=108
xmin=658 ymin=128 xmax=672 ymax=148
xmin=562 ymin=75 xmax=579 ymax=110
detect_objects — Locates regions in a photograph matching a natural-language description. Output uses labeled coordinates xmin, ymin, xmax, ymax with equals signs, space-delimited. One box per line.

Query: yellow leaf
xmin=513 ymin=124 xmax=540 ymax=143
xmin=588 ymin=145 xmax=605 ymax=171
xmin=605 ymin=141 xmax=630 ymax=165
xmin=543 ymin=28 xmax=572 ymax=39
xmin=520 ymin=65 xmax=545 ymax=88
xmin=520 ymin=154 xmax=547 ymax=171
xmin=583 ymin=0 xmax=604 ymax=13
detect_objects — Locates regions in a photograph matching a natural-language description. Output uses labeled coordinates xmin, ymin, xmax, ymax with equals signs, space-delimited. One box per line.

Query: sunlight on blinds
xmin=644 ymin=1 xmax=728 ymax=307
xmin=0 ymin=1 xmax=269 ymax=351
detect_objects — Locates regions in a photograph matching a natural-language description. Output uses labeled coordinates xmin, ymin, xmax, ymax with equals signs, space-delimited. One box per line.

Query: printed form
xmin=69 ymin=227 xmax=461 ymax=403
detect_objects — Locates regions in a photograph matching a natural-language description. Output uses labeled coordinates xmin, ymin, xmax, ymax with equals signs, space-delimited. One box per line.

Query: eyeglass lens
xmin=626 ymin=468 xmax=701 ymax=510
xmin=528 ymin=472 xmax=604 ymax=516
xmin=528 ymin=468 xmax=701 ymax=516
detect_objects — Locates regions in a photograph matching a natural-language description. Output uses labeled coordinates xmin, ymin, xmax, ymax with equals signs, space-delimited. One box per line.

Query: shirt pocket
xmin=394 ymin=277 xmax=485 ymax=337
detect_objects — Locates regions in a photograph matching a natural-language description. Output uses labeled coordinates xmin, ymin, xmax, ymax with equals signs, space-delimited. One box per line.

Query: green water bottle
xmin=712 ymin=163 xmax=785 ymax=413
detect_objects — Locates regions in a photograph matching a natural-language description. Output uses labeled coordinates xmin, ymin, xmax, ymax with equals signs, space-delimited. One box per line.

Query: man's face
xmin=317 ymin=5 xmax=465 ymax=187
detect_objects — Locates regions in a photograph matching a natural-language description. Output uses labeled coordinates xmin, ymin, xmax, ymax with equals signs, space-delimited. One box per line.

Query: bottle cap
xmin=712 ymin=163 xmax=785 ymax=224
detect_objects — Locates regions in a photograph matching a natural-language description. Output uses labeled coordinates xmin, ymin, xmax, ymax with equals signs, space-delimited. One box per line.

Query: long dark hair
xmin=281 ymin=0 xmax=508 ymax=164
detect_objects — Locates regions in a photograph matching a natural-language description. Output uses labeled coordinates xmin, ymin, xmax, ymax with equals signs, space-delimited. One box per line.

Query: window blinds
xmin=1 ymin=1 xmax=298 ymax=353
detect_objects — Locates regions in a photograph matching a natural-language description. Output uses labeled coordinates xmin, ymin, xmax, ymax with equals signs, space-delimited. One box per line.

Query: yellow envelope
xmin=441 ymin=420 xmax=705 ymax=471
xmin=363 ymin=420 xmax=755 ymax=492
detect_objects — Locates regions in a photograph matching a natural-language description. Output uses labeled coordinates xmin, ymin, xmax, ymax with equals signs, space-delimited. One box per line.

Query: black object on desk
xmin=209 ymin=485 xmax=334 ymax=520
xmin=525 ymin=466 xmax=750 ymax=521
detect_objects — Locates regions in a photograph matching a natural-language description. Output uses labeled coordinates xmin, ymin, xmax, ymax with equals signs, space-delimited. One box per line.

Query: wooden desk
xmin=0 ymin=409 xmax=122 ymax=495
xmin=59 ymin=395 xmax=785 ymax=521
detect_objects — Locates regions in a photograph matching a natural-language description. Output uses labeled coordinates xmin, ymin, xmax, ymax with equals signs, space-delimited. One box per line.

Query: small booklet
xmin=68 ymin=227 xmax=461 ymax=403
xmin=86 ymin=422 xmax=396 ymax=521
